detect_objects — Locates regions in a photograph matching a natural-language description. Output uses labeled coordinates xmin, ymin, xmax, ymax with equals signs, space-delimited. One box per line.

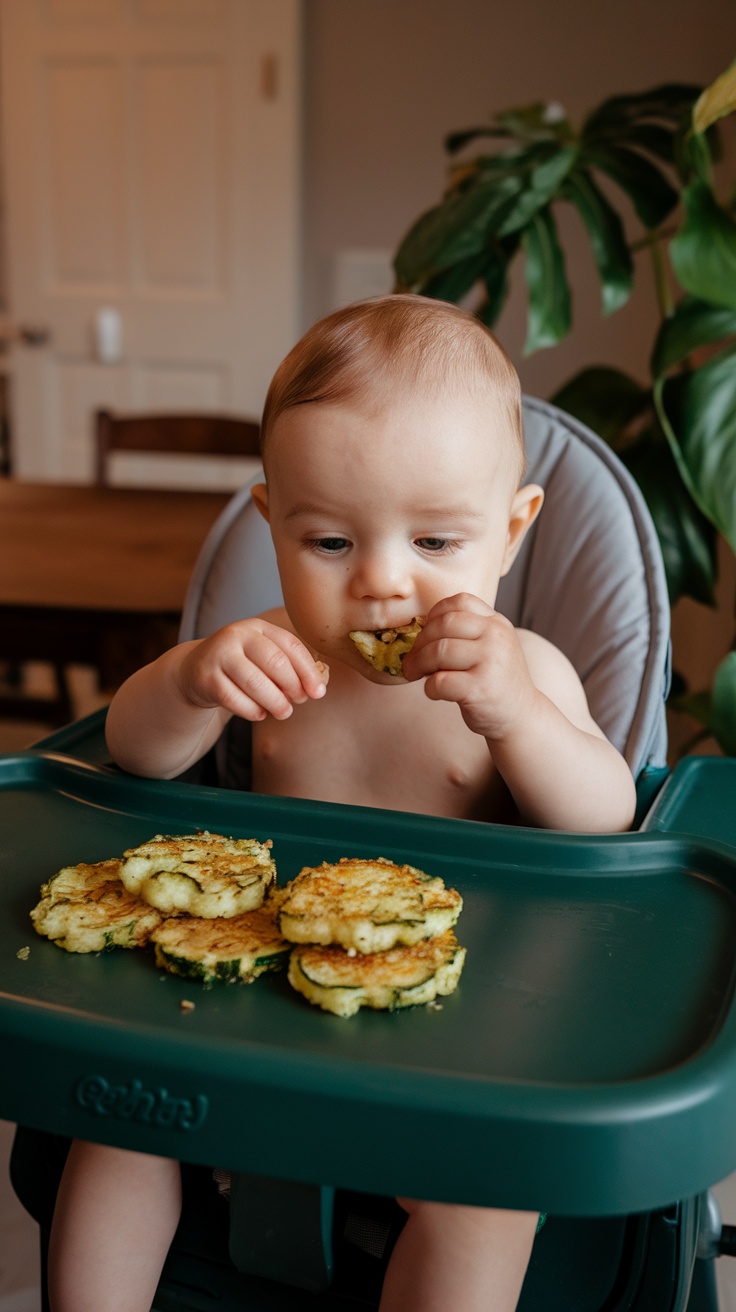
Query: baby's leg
xmin=380 ymin=1198 xmax=538 ymax=1312
xmin=48 ymin=1139 xmax=182 ymax=1312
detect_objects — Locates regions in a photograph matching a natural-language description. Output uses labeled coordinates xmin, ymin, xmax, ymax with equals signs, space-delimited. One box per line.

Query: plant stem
xmin=647 ymin=232 xmax=674 ymax=320
xmin=629 ymin=224 xmax=678 ymax=253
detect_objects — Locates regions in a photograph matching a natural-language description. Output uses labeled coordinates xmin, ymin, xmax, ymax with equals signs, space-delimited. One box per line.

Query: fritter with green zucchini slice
xmin=278 ymin=856 xmax=462 ymax=954
xmin=119 ymin=832 xmax=275 ymax=918
xmin=31 ymin=859 xmax=161 ymax=953
xmin=348 ymin=616 xmax=425 ymax=678
xmin=152 ymin=900 xmax=290 ymax=985
xmin=289 ymin=930 xmax=466 ymax=1018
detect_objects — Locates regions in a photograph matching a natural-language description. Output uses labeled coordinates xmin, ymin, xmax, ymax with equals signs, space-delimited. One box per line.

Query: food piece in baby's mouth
xmin=348 ymin=616 xmax=425 ymax=677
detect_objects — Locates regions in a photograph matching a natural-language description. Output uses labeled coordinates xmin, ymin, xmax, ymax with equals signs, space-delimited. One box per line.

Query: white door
xmin=0 ymin=0 xmax=302 ymax=485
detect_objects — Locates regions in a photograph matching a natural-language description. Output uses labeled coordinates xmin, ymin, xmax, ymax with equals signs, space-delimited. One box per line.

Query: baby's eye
xmin=416 ymin=537 xmax=454 ymax=553
xmin=308 ymin=536 xmax=349 ymax=554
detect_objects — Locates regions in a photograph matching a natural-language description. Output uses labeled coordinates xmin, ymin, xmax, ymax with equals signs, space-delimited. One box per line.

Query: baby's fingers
xmin=229 ymin=630 xmax=326 ymax=719
xmin=179 ymin=621 xmax=327 ymax=721
xmin=424 ymin=593 xmax=494 ymax=623
xmin=263 ymin=624 xmax=329 ymax=701
xmin=403 ymin=610 xmax=486 ymax=681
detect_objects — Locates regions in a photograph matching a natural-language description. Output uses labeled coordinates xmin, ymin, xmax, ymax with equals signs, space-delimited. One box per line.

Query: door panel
xmin=0 ymin=0 xmax=301 ymax=484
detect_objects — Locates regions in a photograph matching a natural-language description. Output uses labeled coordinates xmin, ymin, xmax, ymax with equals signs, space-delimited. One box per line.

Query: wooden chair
xmin=0 ymin=660 xmax=73 ymax=729
xmin=0 ymin=412 xmax=261 ymax=729
xmin=94 ymin=410 xmax=262 ymax=486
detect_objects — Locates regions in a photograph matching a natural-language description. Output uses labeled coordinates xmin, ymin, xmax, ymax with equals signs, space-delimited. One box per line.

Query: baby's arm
xmin=403 ymin=594 xmax=636 ymax=833
xmin=106 ymin=616 xmax=327 ymax=779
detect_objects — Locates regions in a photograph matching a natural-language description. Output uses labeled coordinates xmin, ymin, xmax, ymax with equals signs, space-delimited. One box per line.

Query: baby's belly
xmin=252 ymin=728 xmax=515 ymax=824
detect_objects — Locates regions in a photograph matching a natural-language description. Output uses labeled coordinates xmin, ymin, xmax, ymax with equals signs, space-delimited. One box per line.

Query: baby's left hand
xmin=402 ymin=593 xmax=539 ymax=741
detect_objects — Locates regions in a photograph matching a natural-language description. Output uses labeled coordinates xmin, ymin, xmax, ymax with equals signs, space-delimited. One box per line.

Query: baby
xmin=48 ymin=295 xmax=636 ymax=1312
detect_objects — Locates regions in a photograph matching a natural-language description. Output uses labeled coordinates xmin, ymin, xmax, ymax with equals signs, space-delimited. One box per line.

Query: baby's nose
xmin=350 ymin=551 xmax=412 ymax=600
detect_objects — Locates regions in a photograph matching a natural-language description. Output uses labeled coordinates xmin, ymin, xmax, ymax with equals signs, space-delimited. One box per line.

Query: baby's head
xmin=252 ymin=295 xmax=542 ymax=680
xmin=260 ymin=293 xmax=525 ymax=492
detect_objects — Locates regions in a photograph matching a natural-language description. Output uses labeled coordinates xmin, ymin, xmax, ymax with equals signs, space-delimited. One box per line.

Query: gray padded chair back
xmin=179 ymin=397 xmax=670 ymax=779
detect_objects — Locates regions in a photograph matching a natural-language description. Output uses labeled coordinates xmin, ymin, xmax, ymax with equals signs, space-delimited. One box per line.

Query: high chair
xmin=4 ymin=398 xmax=736 ymax=1312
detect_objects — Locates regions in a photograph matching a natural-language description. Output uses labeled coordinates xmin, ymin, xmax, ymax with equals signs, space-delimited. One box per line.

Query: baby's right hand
xmin=175 ymin=619 xmax=328 ymax=722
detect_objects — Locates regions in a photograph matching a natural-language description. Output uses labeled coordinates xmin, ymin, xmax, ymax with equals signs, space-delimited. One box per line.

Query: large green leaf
xmin=669 ymin=181 xmax=736 ymax=310
xmin=420 ymin=250 xmax=490 ymax=303
xmin=448 ymin=151 xmax=522 ymax=195
xmin=712 ymin=651 xmax=736 ymax=756
xmin=475 ymin=238 xmax=520 ymax=328
xmin=623 ymin=433 xmax=717 ymax=604
xmin=522 ymin=207 xmax=571 ymax=352
xmin=601 ymin=123 xmax=676 ymax=163
xmin=395 ymin=140 xmax=573 ymax=288
xmin=584 ymin=144 xmax=679 ymax=227
xmin=446 ymin=100 xmax=574 ymax=156
xmin=562 ymin=171 xmax=633 ymax=314
xmin=651 ymin=296 xmax=736 ymax=376
xmin=475 ymin=262 xmax=508 ymax=329
xmin=655 ymin=341 xmax=736 ymax=552
xmin=496 ymin=146 xmax=578 ymax=236
xmin=445 ymin=126 xmax=511 ymax=154
xmin=393 ymin=175 xmax=521 ymax=287
xmin=582 ymin=84 xmax=701 ymax=136
xmin=551 ymin=366 xmax=648 ymax=446
xmin=497 ymin=101 xmax=572 ymax=141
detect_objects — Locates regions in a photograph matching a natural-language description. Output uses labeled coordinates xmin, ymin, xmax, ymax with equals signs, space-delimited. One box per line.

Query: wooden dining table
xmin=0 ymin=479 xmax=231 ymax=721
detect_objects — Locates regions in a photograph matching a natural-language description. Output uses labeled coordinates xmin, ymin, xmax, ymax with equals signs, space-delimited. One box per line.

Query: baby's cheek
xmin=288 ymin=617 xmax=341 ymax=666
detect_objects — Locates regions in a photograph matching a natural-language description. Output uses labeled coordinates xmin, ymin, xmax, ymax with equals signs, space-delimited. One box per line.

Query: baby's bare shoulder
xmin=258 ymin=605 xmax=293 ymax=630
xmin=517 ymin=629 xmax=603 ymax=737
xmin=517 ymin=628 xmax=574 ymax=678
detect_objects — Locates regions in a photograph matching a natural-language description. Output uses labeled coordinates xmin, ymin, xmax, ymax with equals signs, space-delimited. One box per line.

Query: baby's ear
xmin=501 ymin=483 xmax=544 ymax=575
xmin=250 ymin=483 xmax=270 ymax=523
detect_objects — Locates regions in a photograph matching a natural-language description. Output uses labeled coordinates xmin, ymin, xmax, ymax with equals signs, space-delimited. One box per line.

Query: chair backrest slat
xmin=95 ymin=410 xmax=261 ymax=485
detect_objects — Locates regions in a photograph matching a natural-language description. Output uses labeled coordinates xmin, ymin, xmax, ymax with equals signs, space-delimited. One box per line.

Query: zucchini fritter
xmin=119 ymin=832 xmax=275 ymax=918
xmin=348 ymin=616 xmax=425 ymax=677
xmin=289 ymin=930 xmax=466 ymax=1018
xmin=278 ymin=856 xmax=462 ymax=954
xmin=30 ymin=859 xmax=161 ymax=953
xmin=152 ymin=900 xmax=290 ymax=985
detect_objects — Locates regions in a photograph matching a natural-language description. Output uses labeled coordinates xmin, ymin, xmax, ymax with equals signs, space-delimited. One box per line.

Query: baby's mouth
xmin=347 ymin=616 xmax=425 ymax=678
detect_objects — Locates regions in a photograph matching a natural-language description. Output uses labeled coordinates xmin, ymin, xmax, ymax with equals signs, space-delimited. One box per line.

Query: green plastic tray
xmin=642 ymin=756 xmax=736 ymax=850
xmin=2 ymin=747 xmax=736 ymax=1217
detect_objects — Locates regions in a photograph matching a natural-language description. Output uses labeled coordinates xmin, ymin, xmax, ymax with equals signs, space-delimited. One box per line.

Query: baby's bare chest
xmin=251 ymin=686 xmax=514 ymax=823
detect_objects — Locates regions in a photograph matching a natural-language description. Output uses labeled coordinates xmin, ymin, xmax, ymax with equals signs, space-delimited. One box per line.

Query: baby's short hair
xmin=261 ymin=294 xmax=525 ymax=487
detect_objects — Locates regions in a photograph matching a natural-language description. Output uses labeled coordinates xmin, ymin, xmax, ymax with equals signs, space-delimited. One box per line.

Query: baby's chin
xmin=351 ymin=661 xmax=409 ymax=687
xmin=326 ymin=642 xmax=411 ymax=686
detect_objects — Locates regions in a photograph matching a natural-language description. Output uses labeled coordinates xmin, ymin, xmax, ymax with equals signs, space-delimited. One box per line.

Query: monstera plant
xmin=394 ymin=60 xmax=736 ymax=755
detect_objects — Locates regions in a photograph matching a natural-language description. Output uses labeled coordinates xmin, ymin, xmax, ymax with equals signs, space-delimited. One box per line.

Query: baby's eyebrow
xmin=413 ymin=505 xmax=486 ymax=522
xmin=283 ymin=502 xmax=333 ymax=522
